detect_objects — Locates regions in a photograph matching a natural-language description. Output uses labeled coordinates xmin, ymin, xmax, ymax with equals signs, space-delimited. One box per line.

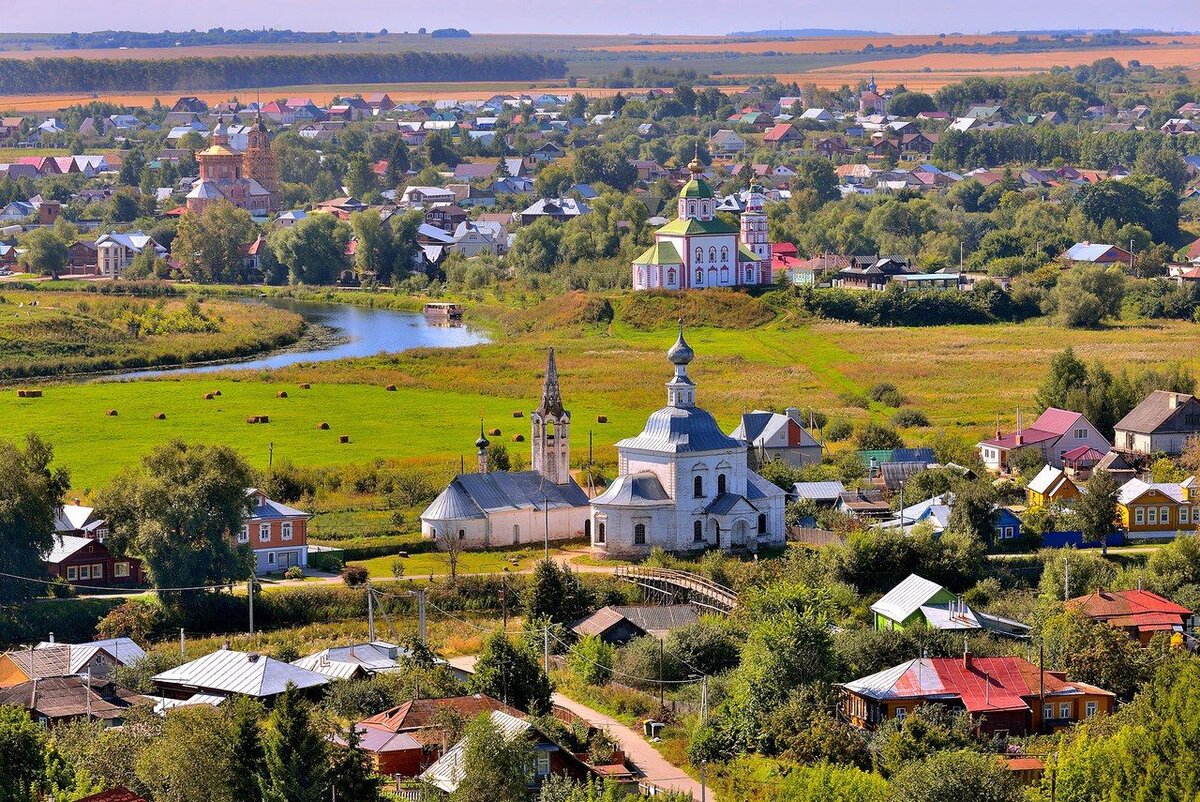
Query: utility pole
xmin=367 ymin=582 xmax=375 ymax=643
xmin=268 ymin=441 xmax=274 ymax=469
xmin=501 ymin=571 xmax=509 ymax=631
xmin=416 ymin=588 xmax=427 ymax=645
xmin=248 ymin=576 xmax=255 ymax=636
xmin=659 ymin=640 xmax=665 ymax=708
xmin=543 ymin=625 xmax=550 ymax=676
xmin=179 ymin=628 xmax=185 ymax=658
xmin=85 ymin=665 xmax=92 ymax=721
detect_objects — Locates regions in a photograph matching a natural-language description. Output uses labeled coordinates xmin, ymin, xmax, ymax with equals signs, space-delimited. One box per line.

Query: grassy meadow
xmin=14 ymin=288 xmax=1200 ymax=499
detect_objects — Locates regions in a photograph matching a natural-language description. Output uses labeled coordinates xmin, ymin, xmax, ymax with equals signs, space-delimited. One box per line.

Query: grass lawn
xmin=351 ymin=543 xmax=573 ymax=578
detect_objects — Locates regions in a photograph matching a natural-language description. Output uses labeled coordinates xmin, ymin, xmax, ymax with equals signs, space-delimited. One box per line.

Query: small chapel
xmin=185 ymin=114 xmax=279 ymax=215
xmin=631 ymin=152 xmax=772 ymax=291
xmin=420 ymin=349 xmax=591 ymax=547
xmin=589 ymin=322 xmax=787 ymax=557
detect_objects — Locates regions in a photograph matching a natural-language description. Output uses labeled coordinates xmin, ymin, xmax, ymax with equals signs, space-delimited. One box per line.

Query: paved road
xmin=447 ymin=656 xmax=713 ymax=801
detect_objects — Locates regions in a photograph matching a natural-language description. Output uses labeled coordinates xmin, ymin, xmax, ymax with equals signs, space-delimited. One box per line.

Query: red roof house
xmin=1066 ymin=589 xmax=1195 ymax=645
xmin=977 ymin=407 xmax=1111 ymax=473
xmin=763 ymin=123 xmax=804 ymax=144
xmin=841 ymin=654 xmax=1114 ymax=734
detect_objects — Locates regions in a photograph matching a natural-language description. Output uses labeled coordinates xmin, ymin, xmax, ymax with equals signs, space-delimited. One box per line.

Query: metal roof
xmin=1115 ymin=390 xmax=1199 ymax=435
xmin=425 ymin=472 xmax=589 ymax=520
xmin=422 ymin=710 xmax=533 ymax=793
xmin=33 ymin=638 xmax=145 ymax=672
xmin=617 ymin=406 xmax=743 ymax=455
xmin=151 ymin=649 xmax=328 ymax=697
xmin=292 ymin=641 xmax=404 ymax=679
xmin=1027 ymin=465 xmax=1067 ymax=495
xmin=793 ymin=481 xmax=846 ymax=502
xmin=591 ymin=472 xmax=672 ymax=507
xmin=422 ymin=480 xmax=486 ymax=521
xmin=870 ymin=574 xmax=947 ymax=622
xmin=44 ymin=534 xmax=94 ymax=564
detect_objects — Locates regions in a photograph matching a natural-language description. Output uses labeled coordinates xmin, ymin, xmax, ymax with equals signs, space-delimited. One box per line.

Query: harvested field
xmin=586 ymin=33 xmax=1022 ymax=54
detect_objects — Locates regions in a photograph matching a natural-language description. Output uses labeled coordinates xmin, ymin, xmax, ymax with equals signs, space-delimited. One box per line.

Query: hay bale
xmin=276 ymin=391 xmax=288 ymax=399
xmin=317 ymin=422 xmax=330 ymax=430
xmin=299 ymin=383 xmax=311 ymax=390
xmin=153 ymin=412 xmax=166 ymax=420
xmin=512 ymin=410 xmax=524 ymax=418
xmin=338 ymin=435 xmax=350 ymax=444
xmin=511 ymin=434 xmax=525 ymax=442
xmin=596 ymin=415 xmax=608 ymax=423
xmin=259 ymin=415 xmax=269 ymax=424
xmin=106 ymin=409 xmax=118 ymax=417
xmin=204 ymin=392 xmax=215 ymax=400
xmin=385 ymin=384 xmax=397 ymax=391
xmin=213 ymin=390 xmax=222 ymax=397
xmin=17 ymin=389 xmax=42 ymax=398
xmin=488 ymin=428 xmax=501 ymax=437
xmin=246 ymin=416 xmax=261 ymax=424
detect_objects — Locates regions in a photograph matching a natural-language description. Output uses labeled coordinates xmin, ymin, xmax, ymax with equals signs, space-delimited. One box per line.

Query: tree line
xmin=0 ymin=51 xmax=566 ymax=93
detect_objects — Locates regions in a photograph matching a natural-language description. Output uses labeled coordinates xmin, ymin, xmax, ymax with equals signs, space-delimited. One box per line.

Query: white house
xmin=589 ymin=324 xmax=786 ymax=557
xmin=94 ymin=231 xmax=167 ymax=278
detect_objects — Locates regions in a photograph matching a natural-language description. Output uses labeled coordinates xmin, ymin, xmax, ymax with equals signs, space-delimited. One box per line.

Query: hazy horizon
xmin=2 ymin=0 xmax=1199 ymax=37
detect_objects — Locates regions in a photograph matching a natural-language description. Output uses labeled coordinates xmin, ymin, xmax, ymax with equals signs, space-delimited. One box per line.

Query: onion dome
xmin=667 ymin=318 xmax=694 ymax=365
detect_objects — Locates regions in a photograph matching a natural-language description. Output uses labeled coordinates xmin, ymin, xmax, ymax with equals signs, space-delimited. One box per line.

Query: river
xmin=112 ymin=297 xmax=488 ymax=380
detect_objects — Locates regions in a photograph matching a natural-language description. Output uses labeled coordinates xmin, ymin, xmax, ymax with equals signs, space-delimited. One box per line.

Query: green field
xmin=11 ymin=290 xmax=1200 ymax=495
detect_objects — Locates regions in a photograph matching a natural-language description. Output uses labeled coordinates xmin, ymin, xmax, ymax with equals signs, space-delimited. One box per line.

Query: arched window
xmin=688 ymin=202 xmax=696 ymax=217
xmin=717 ymin=474 xmax=727 ymax=495
xmin=597 ymin=522 xmax=606 ymax=543
xmin=513 ymin=524 xmax=520 ymax=544
xmin=457 ymin=529 xmax=465 ymax=540
xmin=584 ymin=519 xmax=592 ymax=539
xmin=667 ymin=268 xmax=676 ymax=285
xmin=758 ymin=514 xmax=767 ymax=534
xmin=747 ymin=267 xmax=755 ymax=282
xmin=708 ymin=247 xmax=717 ymax=263
xmin=721 ymin=246 xmax=729 ymax=262
xmin=695 ymin=247 xmax=704 ymax=263
xmin=694 ymin=475 xmax=704 ymax=498
xmin=693 ymin=520 xmax=703 ymax=542
xmin=634 ymin=523 xmax=646 ymax=545
xmin=637 ymin=267 xmax=645 ymax=286
xmin=695 ymin=268 xmax=703 ymax=283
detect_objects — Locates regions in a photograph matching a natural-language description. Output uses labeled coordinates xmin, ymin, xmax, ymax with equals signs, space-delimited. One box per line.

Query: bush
xmin=283 ymin=566 xmax=304 ymax=580
xmin=891 ymin=408 xmax=930 ymax=427
xmin=825 ymin=420 xmax=854 ymax=442
xmin=840 ymin=392 xmax=870 ymax=409
xmin=614 ymin=636 xmax=686 ymax=690
xmin=340 ymin=565 xmax=369 ymax=586
xmin=868 ymin=382 xmax=899 ymax=403
xmin=569 ymin=635 xmax=615 ymax=685
xmin=856 ymin=422 xmax=904 ymax=450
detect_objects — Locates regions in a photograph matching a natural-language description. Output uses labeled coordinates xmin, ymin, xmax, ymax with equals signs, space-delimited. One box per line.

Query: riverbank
xmin=0 ymin=290 xmax=306 ymax=382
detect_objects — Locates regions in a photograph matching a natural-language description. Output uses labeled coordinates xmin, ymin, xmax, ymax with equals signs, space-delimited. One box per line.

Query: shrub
xmin=856 ymin=422 xmax=904 ymax=450
xmin=569 ymin=635 xmax=615 ymax=685
xmin=825 ymin=420 xmax=853 ymax=442
xmin=840 ymin=392 xmax=870 ymax=409
xmin=283 ymin=566 xmax=304 ymax=580
xmin=876 ymin=388 xmax=904 ymax=407
xmin=340 ymin=565 xmax=369 ymax=586
xmin=868 ymin=382 xmax=899 ymax=402
xmin=891 ymin=408 xmax=930 ymax=427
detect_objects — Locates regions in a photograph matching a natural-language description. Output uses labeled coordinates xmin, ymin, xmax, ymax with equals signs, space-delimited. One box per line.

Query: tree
xmin=172 ymin=200 xmax=257 ymax=283
xmin=18 ymin=227 xmax=69 ymax=279
xmin=946 ymin=481 xmax=997 ymax=540
xmin=136 ymin=705 xmax=237 ymax=802
xmin=1036 ymin=348 xmax=1088 ymax=411
xmin=568 ymin=635 xmax=614 ymax=685
xmin=98 ymin=440 xmax=254 ymax=616
xmin=350 ymin=209 xmax=396 ymax=280
xmin=1078 ymin=469 xmax=1119 ymax=555
xmin=449 ymin=714 xmax=534 ymax=802
xmin=260 ymin=685 xmax=327 ymax=802
xmin=1038 ymin=547 xmax=1117 ymax=600
xmin=0 ymin=434 xmax=70 ymax=604
xmin=887 ymin=91 xmax=937 ymax=117
xmin=0 ymin=704 xmax=47 ymax=802
xmin=469 ymin=632 xmax=552 ymax=715
xmin=228 ymin=697 xmax=266 ymax=802
xmin=433 ymin=525 xmax=468 ymax=579
xmin=268 ymin=213 xmax=348 ymax=285
xmin=535 ymin=163 xmax=574 ymax=198
xmin=790 ymin=156 xmax=840 ymax=213
xmin=344 ymin=153 xmax=377 ymax=199
xmin=890 ymin=750 xmax=1020 ymax=802
xmin=1040 ymin=609 xmax=1147 ymax=699
xmin=526 ymin=558 xmax=594 ymax=626
xmin=855 ymin=422 xmax=903 ymax=451
xmin=870 ymin=704 xmax=979 ymax=777
xmin=571 ymin=145 xmax=636 ymax=191
xmin=383 ymin=137 xmax=410 ymax=186
xmin=1053 ymin=265 xmax=1124 ymax=328
xmin=328 ymin=722 xmax=383 ymax=802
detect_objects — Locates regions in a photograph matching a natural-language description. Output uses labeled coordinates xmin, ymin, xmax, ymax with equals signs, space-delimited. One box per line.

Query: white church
xmin=631 ymin=153 xmax=772 ymax=291
xmin=420 ymin=349 xmax=592 ymax=548
xmin=589 ymin=323 xmax=787 ymax=557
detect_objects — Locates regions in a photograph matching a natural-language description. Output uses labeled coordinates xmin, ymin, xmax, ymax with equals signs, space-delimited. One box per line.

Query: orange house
xmin=1026 ymin=466 xmax=1080 ymax=509
xmin=1067 ymin=589 xmax=1196 ymax=645
xmin=237 ymin=489 xmax=311 ymax=574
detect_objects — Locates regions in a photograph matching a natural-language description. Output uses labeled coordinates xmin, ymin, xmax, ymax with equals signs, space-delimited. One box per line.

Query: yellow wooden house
xmin=1026 ymin=465 xmax=1081 ymax=509
xmin=1116 ymin=477 xmax=1197 ymax=538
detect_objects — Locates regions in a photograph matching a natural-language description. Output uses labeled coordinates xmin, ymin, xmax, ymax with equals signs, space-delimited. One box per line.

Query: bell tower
xmin=242 ymin=112 xmax=279 ymax=210
xmin=531 ymin=348 xmax=571 ymax=485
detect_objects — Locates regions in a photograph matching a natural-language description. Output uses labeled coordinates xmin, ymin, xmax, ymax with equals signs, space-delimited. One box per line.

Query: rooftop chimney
xmin=785 ymin=407 xmax=801 ymax=423
xmin=47 ymin=632 xmax=54 ymax=644
xmin=1170 ymin=393 xmax=1180 ymax=409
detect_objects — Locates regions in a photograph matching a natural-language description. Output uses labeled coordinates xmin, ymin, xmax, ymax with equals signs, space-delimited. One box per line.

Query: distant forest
xmin=23 ymin=29 xmax=353 ymax=50
xmin=0 ymin=52 xmax=566 ymax=93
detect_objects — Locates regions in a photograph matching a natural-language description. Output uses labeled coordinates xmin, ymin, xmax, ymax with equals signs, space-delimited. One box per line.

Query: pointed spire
xmin=536 ymin=348 xmax=565 ymax=417
xmin=475 ymin=418 xmax=489 ymax=474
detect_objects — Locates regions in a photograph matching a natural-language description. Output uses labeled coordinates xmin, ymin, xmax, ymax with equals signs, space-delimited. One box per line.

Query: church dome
xmin=617 ymin=405 xmax=741 ymax=454
xmin=666 ymin=320 xmax=694 ymax=365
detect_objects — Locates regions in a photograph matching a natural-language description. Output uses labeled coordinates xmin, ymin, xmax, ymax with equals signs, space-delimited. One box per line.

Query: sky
xmin=2 ymin=0 xmax=1200 ymax=36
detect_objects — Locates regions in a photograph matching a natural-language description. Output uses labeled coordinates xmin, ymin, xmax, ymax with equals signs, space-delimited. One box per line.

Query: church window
xmin=720 ymin=266 xmax=729 ymax=282
xmin=585 ymin=519 xmax=592 ymax=538
xmin=717 ymin=474 xmax=727 ymax=495
xmin=457 ymin=529 xmax=465 ymax=540
xmin=758 ymin=514 xmax=767 ymax=534
xmin=688 ymin=202 xmax=695 ymax=216
xmin=695 ymin=247 xmax=704 ymax=263
xmin=513 ymin=524 xmax=520 ymax=544
xmin=667 ymin=268 xmax=676 ymax=284
xmin=694 ymin=475 xmax=704 ymax=498
xmin=598 ymin=522 xmax=606 ymax=543
xmin=709 ymin=247 xmax=717 ymax=263
xmin=747 ymin=267 xmax=755 ymax=282
xmin=638 ymin=267 xmax=645 ymax=285
xmin=695 ymin=268 xmax=703 ymax=283
xmin=634 ymin=523 xmax=646 ymax=545
xmin=721 ymin=246 xmax=728 ymax=262
xmin=694 ymin=520 xmax=703 ymax=542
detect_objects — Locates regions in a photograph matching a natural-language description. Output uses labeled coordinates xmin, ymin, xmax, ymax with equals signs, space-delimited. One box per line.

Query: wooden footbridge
xmin=614 ymin=565 xmax=739 ymax=615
